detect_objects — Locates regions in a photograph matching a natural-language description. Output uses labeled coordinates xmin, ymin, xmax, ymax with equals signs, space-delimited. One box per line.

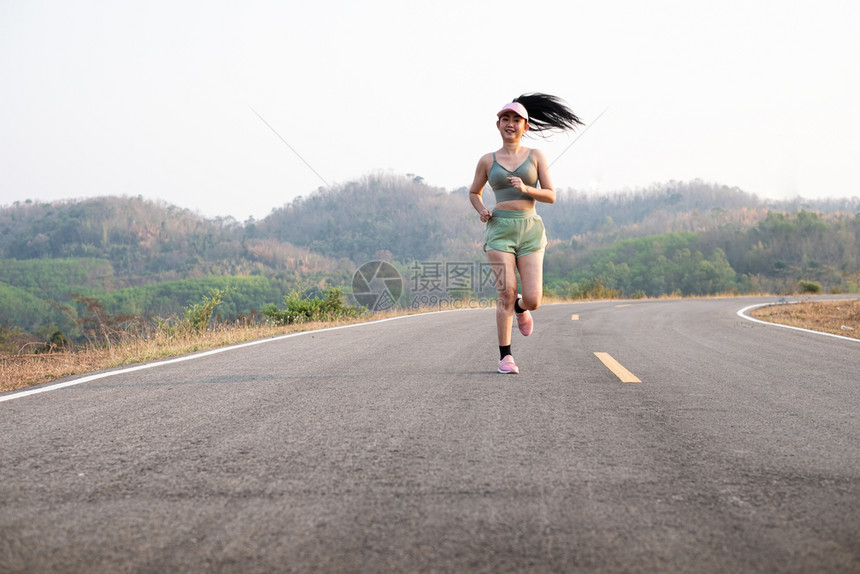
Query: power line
xmin=549 ymin=106 xmax=609 ymax=168
xmin=249 ymin=106 xmax=331 ymax=189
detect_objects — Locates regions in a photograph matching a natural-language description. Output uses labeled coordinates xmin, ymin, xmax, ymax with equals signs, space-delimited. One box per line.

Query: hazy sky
xmin=2 ymin=0 xmax=859 ymax=220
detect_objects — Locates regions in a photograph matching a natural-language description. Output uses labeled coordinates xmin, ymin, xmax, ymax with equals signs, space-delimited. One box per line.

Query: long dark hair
xmin=512 ymin=93 xmax=584 ymax=134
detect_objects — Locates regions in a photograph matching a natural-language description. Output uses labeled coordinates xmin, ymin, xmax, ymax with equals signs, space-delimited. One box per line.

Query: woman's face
xmin=497 ymin=112 xmax=528 ymax=140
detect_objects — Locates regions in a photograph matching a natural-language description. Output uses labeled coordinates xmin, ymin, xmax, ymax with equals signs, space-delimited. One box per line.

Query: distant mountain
xmin=0 ymin=196 xmax=347 ymax=283
xmin=539 ymin=179 xmax=860 ymax=247
xmin=5 ymin=177 xmax=855 ymax=274
xmin=256 ymin=173 xmax=482 ymax=263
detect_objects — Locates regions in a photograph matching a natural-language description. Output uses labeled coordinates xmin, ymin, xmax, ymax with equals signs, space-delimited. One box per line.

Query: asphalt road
xmin=1 ymin=297 xmax=858 ymax=573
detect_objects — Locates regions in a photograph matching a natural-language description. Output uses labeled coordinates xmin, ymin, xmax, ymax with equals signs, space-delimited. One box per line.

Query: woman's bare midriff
xmin=493 ymin=199 xmax=536 ymax=211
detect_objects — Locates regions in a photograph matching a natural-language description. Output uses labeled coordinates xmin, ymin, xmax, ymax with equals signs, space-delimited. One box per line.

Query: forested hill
xmin=254 ymin=176 xmax=860 ymax=266
xmin=3 ymin=176 xmax=857 ymax=273
xmin=256 ymin=174 xmax=480 ymax=262
xmin=0 ymin=195 xmax=349 ymax=282
xmin=540 ymin=180 xmax=860 ymax=246
xmin=0 ymin=195 xmax=354 ymax=343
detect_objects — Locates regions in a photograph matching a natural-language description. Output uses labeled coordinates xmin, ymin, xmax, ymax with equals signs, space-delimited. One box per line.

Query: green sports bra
xmin=488 ymin=150 xmax=538 ymax=203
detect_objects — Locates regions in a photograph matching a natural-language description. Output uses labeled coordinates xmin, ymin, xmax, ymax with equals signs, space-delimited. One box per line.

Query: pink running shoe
xmin=515 ymin=294 xmax=533 ymax=336
xmin=498 ymin=355 xmax=519 ymax=374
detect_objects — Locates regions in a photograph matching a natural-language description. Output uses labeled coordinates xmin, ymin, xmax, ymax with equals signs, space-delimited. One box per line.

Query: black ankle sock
xmin=500 ymin=345 xmax=512 ymax=360
xmin=514 ymin=299 xmax=525 ymax=314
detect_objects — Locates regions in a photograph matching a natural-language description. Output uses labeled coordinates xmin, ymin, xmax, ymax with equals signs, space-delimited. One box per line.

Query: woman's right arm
xmin=469 ymin=154 xmax=493 ymax=223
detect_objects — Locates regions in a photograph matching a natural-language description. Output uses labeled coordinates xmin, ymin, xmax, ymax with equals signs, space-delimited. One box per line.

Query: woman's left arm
xmin=510 ymin=149 xmax=556 ymax=204
xmin=529 ymin=149 xmax=556 ymax=203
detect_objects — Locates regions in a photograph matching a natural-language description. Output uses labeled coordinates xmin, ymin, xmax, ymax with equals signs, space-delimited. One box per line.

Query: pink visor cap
xmin=496 ymin=102 xmax=529 ymax=122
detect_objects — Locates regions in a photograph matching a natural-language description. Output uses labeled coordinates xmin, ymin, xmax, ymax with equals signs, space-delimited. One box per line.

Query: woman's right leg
xmin=487 ymin=249 xmax=518 ymax=346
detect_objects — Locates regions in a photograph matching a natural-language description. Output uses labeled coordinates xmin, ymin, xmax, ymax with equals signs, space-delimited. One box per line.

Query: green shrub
xmin=262 ymin=286 xmax=361 ymax=325
xmin=184 ymin=288 xmax=230 ymax=332
xmin=798 ymin=280 xmax=822 ymax=294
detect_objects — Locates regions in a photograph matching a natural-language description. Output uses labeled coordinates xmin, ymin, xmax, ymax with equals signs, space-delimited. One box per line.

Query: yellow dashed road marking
xmin=594 ymin=352 xmax=641 ymax=383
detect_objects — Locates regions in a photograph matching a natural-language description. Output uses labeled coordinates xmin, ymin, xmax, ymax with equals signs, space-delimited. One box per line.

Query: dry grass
xmin=0 ymin=315 xmax=398 ymax=394
xmin=750 ymin=299 xmax=860 ymax=340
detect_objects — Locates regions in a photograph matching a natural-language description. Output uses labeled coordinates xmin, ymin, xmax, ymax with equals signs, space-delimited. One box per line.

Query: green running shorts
xmin=483 ymin=208 xmax=548 ymax=257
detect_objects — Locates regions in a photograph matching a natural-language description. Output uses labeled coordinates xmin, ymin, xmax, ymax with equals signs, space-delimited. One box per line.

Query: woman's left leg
xmin=516 ymin=250 xmax=545 ymax=311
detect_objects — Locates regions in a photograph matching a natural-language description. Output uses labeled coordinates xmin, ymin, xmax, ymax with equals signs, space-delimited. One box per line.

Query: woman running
xmin=469 ymin=93 xmax=583 ymax=374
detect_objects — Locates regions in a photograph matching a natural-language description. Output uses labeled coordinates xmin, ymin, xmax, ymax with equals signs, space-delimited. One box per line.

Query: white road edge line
xmin=0 ymin=310 xmax=467 ymax=404
xmin=737 ymin=302 xmax=860 ymax=343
